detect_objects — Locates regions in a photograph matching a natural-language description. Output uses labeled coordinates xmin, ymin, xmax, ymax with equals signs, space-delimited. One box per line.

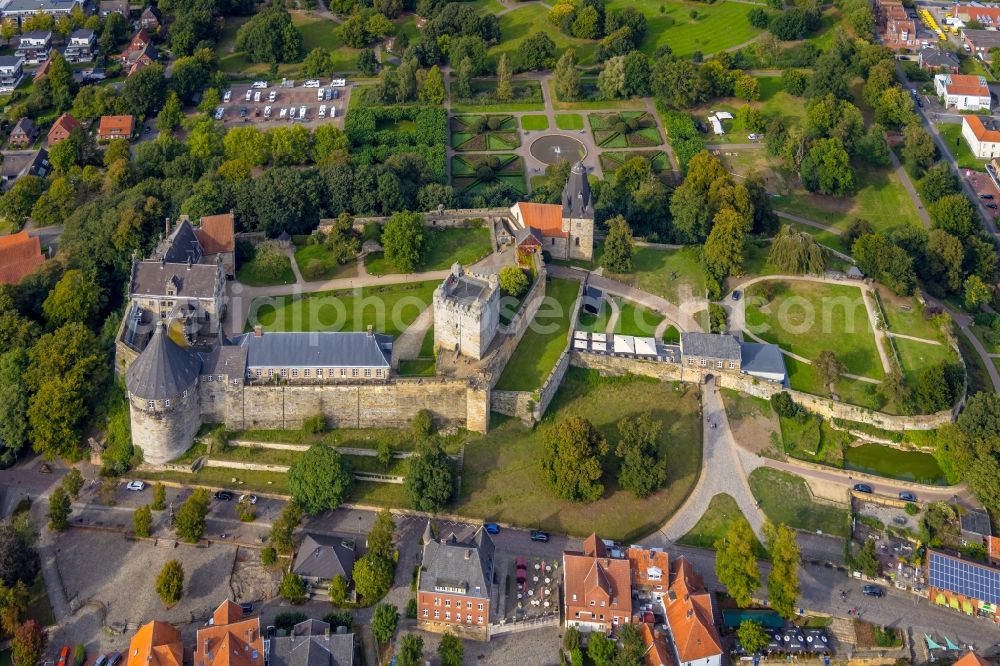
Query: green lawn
xmin=615 ymin=301 xmax=665 ymax=337
xmin=456 ymin=369 xmax=702 ymax=541
xmin=972 ymin=324 xmax=1000 ymax=354
xmin=556 ymin=113 xmax=585 ymax=130
xmin=937 ymin=122 xmax=985 ymax=171
xmin=398 ymin=359 xmax=436 ymax=376
xmin=677 ymin=493 xmax=768 ymax=557
xmin=770 ymin=163 xmax=924 ymax=233
xmin=293 ymin=243 xmax=359 ymax=281
xmin=577 ymin=298 xmax=612 ymax=333
xmin=521 ymin=115 xmax=549 ymax=131
xmin=696 ymin=79 xmax=806 ymax=145
xmin=237 ymin=254 xmax=296 ymax=287
xmin=365 ymin=228 xmax=491 ymax=275
xmin=746 ymin=280 xmax=884 ymax=379
xmin=490 ymin=4 xmax=599 ymax=66
xmin=602 ymin=246 xmax=707 ymax=305
xmin=495 ymin=277 xmax=579 ymax=391
xmin=748 ymin=468 xmax=850 ymax=537
xmin=607 ymin=0 xmax=764 ymax=58
xmin=894 ymin=336 xmax=957 ymax=384
xmin=218 ymin=12 xmax=358 ymax=75
xmin=876 ymin=288 xmax=945 ymax=342
xmin=248 ymin=280 xmax=439 ymax=336
xmin=450 ymin=79 xmax=545 ymax=112
xmin=783 ymin=356 xmax=885 ymax=412
xmin=235 ymin=426 xmax=465 ymax=453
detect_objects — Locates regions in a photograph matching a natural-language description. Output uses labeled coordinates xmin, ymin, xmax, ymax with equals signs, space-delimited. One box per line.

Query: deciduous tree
xmin=405 ymin=443 xmax=454 ymax=512
xmin=174 ymin=489 xmax=211 ymax=542
xmin=737 ymin=620 xmax=770 ymax=654
xmin=279 ymin=572 xmax=306 ymax=603
xmin=11 ymin=620 xmax=46 ymax=666
xmin=47 ymin=487 xmax=70 ymax=532
xmin=764 ymin=521 xmax=800 ymax=618
xmin=554 ymin=49 xmax=580 ymax=101
xmin=288 ymin=445 xmax=353 ymax=515
xmin=380 ymin=211 xmax=424 ymax=273
xmin=371 ymin=603 xmax=398 ymax=644
xmin=438 ymin=632 xmax=463 ymax=666
xmin=615 ymin=412 xmax=667 ymax=498
xmin=600 ymin=215 xmax=633 ymax=272
xmin=714 ymin=520 xmax=759 ymax=606
xmin=540 ymin=416 xmax=609 ymax=502
xmin=397 ymin=634 xmax=424 ymax=666
xmin=815 ymin=350 xmax=845 ymax=387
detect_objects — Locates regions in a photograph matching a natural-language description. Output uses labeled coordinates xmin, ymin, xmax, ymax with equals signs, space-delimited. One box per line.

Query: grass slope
xmin=365 ymin=228 xmax=491 ymax=275
xmin=677 ymin=493 xmax=768 ymax=557
xmin=748 ymin=468 xmax=849 ymax=537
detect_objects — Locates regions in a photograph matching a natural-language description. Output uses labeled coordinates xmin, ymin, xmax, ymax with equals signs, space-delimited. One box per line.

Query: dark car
xmin=980 ymin=193 xmax=994 ymax=199
xmin=214 ymin=490 xmax=234 ymax=501
xmin=899 ymin=491 xmax=916 ymax=502
xmin=908 ymin=11 xmax=917 ymax=18
xmin=266 ymin=626 xmax=276 ymax=639
xmin=986 ymin=203 xmax=998 ymax=210
xmin=240 ymin=602 xmax=253 ymax=613
xmin=484 ymin=523 xmax=500 ymax=535
xmin=853 ymin=483 xmax=873 ymax=494
xmin=731 ymin=290 xmax=741 ymax=301
xmin=106 ymin=652 xmax=123 ymax=666
xmin=915 ymin=98 xmax=923 ymax=107
xmin=862 ymin=584 xmax=884 ymax=597
xmin=530 ymin=530 xmax=549 ymax=542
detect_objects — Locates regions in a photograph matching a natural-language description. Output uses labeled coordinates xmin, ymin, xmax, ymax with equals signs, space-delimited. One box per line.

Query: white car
xmin=214 ymin=106 xmax=225 ymax=120
xmin=317 ymin=87 xmax=325 ymax=100
xmin=245 ymin=89 xmax=252 ymax=101
xmin=747 ymin=133 xmax=761 ymax=141
xmin=304 ymin=79 xmax=321 ymax=88
xmin=330 ymin=106 xmax=337 ymax=118
xmin=279 ymin=107 xmax=287 ymax=119
xmin=299 ymin=105 xmax=306 ymax=119
xmin=223 ymin=89 xmax=232 ymax=102
xmin=253 ymin=90 xmax=261 ymax=103
xmin=251 ymin=80 xmax=268 ymax=89
xmin=268 ymin=90 xmax=276 ymax=103
xmin=126 ymin=480 xmax=145 ymax=491
xmin=263 ymin=106 xmax=272 ymax=118
xmin=318 ymin=104 xmax=327 ymax=118
xmin=239 ymin=494 xmax=258 ymax=505
xmin=288 ymin=107 xmax=296 ymax=120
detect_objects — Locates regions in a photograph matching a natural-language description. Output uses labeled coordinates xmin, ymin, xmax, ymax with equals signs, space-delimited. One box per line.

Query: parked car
xmin=240 ymin=107 xmax=248 ymax=118
xmin=253 ymin=90 xmax=261 ymax=103
xmin=214 ymin=491 xmax=234 ymax=501
xmin=240 ymin=602 xmax=253 ymax=613
xmin=214 ymin=107 xmax=224 ymax=120
xmin=530 ymin=530 xmax=549 ymax=542
xmin=333 ymin=89 xmax=340 ymax=99
xmin=223 ymin=89 xmax=232 ymax=102
xmin=986 ymin=203 xmax=998 ymax=210
xmin=94 ymin=656 xmax=108 ymax=666
xmin=268 ymin=90 xmax=276 ymax=103
xmin=106 ymin=653 xmax=122 ymax=666
xmin=251 ymin=80 xmax=268 ymax=89
xmin=57 ymin=646 xmax=70 ymax=666
xmin=299 ymin=105 xmax=306 ymax=119
xmin=239 ymin=494 xmax=258 ymax=505
xmin=317 ymin=87 xmax=325 ymax=100
xmin=892 ymin=516 xmax=908 ymax=525
xmin=747 ymin=133 xmax=761 ymax=141
xmin=245 ymin=89 xmax=252 ymax=101
xmin=853 ymin=483 xmax=873 ymax=494
xmin=980 ymin=193 xmax=994 ymax=199
xmin=288 ymin=107 xmax=296 ymax=120
xmin=126 ymin=480 xmax=145 ymax=491
xmin=318 ymin=104 xmax=327 ymax=119
xmin=731 ymin=290 xmax=741 ymax=301
xmin=899 ymin=491 xmax=916 ymax=502
xmin=862 ymin=584 xmax=884 ymax=597
xmin=264 ymin=106 xmax=272 ymax=119
xmin=484 ymin=523 xmax=500 ymax=535
xmin=266 ymin=626 xmax=276 ymax=639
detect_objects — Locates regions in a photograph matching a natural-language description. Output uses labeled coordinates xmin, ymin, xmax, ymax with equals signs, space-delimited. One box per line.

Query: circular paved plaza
xmin=529 ymin=134 xmax=587 ymax=165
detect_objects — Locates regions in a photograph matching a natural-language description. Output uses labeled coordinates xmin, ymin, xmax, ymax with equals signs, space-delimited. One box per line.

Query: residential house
xmin=8 ymin=117 xmax=37 ymax=148
xmin=963 ymin=29 xmax=1000 ymax=62
xmin=926 ymin=550 xmax=1000 ymax=620
xmin=0 ymin=55 xmax=24 ymax=92
xmin=886 ymin=16 xmax=917 ymax=48
xmin=119 ymin=28 xmax=157 ymax=75
xmin=2 ymin=0 xmax=85 ymax=27
xmin=126 ymin=620 xmax=182 ymax=666
xmin=1 ymin=148 xmax=51 ymax=188
xmin=952 ymin=3 xmax=1000 ymax=28
xmin=934 ymin=74 xmax=992 ymax=111
xmin=98 ymin=0 xmax=128 ymax=17
xmin=63 ymin=28 xmax=95 ymax=62
xmin=32 ymin=53 xmax=51 ymax=80
xmin=961 ymin=509 xmax=992 ymax=545
xmin=962 ymin=115 xmax=1000 ymax=159
xmin=140 ymin=5 xmax=161 ymax=30
xmin=639 ymin=623 xmax=673 ymax=666
xmin=194 ymin=601 xmax=264 ymax=666
xmin=563 ymin=534 xmax=633 ymax=634
xmin=0 ymin=230 xmax=45 ymax=284
xmin=292 ymin=533 xmax=356 ymax=598
xmin=266 ymin=619 xmax=354 ymax=666
xmin=416 ymin=522 xmax=494 ymax=640
xmin=919 ymin=46 xmax=960 ymax=73
xmin=679 ymin=332 xmax=787 ymax=385
xmin=14 ymin=30 xmax=51 ymax=64
xmin=508 ymin=162 xmax=594 ymax=261
xmin=664 ymin=557 xmax=722 ymax=666
xmin=97 ymin=114 xmax=135 ymax=142
xmin=47 ymin=112 xmax=81 ymax=145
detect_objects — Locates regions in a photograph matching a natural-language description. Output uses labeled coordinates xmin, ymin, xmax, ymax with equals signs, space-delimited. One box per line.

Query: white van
xmin=299 ymin=105 xmax=306 ymax=119
xmin=253 ymin=90 xmax=261 ymax=103
xmin=288 ymin=107 xmax=296 ymax=120
xmin=264 ymin=106 xmax=272 ymax=118
xmin=268 ymin=90 xmax=276 ymax=103
xmin=223 ymin=89 xmax=232 ymax=102
xmin=317 ymin=87 xmax=325 ymax=100
xmin=245 ymin=89 xmax=252 ymax=101
xmin=304 ymin=79 xmax=320 ymax=88
xmin=279 ymin=107 xmax=287 ymax=119
xmin=330 ymin=106 xmax=337 ymax=118
xmin=330 ymin=78 xmax=346 ymax=88
xmin=318 ymin=104 xmax=327 ymax=118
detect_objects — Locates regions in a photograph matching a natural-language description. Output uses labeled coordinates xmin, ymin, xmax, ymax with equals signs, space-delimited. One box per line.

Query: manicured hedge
xmin=662 ymin=111 xmax=706 ymax=174
xmin=344 ymin=106 xmax=448 ymax=147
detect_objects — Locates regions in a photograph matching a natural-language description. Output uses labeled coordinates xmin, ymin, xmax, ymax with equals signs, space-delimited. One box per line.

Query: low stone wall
xmin=570 ymin=351 xmax=682 ymax=382
xmin=491 ymin=390 xmax=535 ymax=423
xmin=319 ymin=208 xmax=512 ymax=233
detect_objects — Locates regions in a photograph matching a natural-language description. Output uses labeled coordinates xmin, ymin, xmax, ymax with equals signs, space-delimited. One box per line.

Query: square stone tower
xmin=433 ymin=264 xmax=500 ymax=360
xmin=562 ymin=162 xmax=595 ymax=261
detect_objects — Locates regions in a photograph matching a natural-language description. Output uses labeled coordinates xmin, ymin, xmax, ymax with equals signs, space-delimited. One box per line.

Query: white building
xmin=962 ymin=115 xmax=1000 ymax=159
xmin=0 ymin=55 xmax=24 ymax=93
xmin=63 ymin=28 xmax=95 ymax=62
xmin=934 ymin=73 xmax=993 ymax=111
xmin=14 ymin=30 xmax=50 ymax=64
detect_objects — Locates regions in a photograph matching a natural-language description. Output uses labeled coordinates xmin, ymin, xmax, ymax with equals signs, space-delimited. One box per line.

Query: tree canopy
xmin=540 ymin=416 xmax=609 ymax=502
xmin=288 ymin=445 xmax=353 ymax=514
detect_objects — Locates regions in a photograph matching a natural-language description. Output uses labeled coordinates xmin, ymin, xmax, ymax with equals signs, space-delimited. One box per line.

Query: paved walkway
xmin=604 ymin=296 xmax=620 ymax=335
xmin=889 ymin=331 xmax=942 ymax=345
xmin=775 ymin=210 xmax=839 ymax=234
xmin=391 ymin=306 xmax=434 ymax=362
xmin=888 ymin=148 xmax=931 ymax=229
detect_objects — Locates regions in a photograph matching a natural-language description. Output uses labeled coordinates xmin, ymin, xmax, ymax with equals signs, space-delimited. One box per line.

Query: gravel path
xmin=391 ymin=306 xmax=434 ymax=362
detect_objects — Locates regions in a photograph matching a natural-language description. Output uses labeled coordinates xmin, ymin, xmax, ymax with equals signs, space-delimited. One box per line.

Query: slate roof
xmin=561 ymin=162 xmax=594 ymax=220
xmin=201 ymin=340 xmax=247 ymax=378
xmin=919 ymin=47 xmax=959 ymax=69
xmin=292 ymin=533 xmax=356 ymax=582
xmin=19 ymin=30 xmax=52 ymax=42
xmin=418 ymin=522 xmax=494 ymax=600
xmin=0 ymin=55 xmax=24 ymax=69
xmin=5 ymin=0 xmax=80 ymax=11
xmin=157 ymin=219 xmax=204 ymax=264
xmin=11 ymin=117 xmax=35 ymax=137
xmin=964 ymin=28 xmax=1000 ymax=50
xmin=962 ymin=509 xmax=992 ymax=537
xmin=738 ymin=341 xmax=786 ymax=378
xmin=125 ymin=322 xmax=202 ymax=400
xmin=70 ymin=28 xmax=95 ymax=40
xmin=267 ymin=621 xmax=354 ymax=666
xmin=131 ymin=260 xmax=219 ymax=298
xmin=99 ymin=0 xmax=129 ymax=14
xmin=680 ymin=332 xmax=741 ymax=361
xmin=234 ymin=332 xmax=392 ymax=370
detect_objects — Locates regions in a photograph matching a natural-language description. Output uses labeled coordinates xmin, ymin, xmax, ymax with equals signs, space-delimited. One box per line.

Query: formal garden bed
xmin=589 ymin=111 xmax=662 ymax=147
xmin=599 ymin=150 xmax=670 ymax=173
xmin=450 ymin=114 xmax=521 ymax=151
xmin=450 ymin=78 xmax=544 ymax=112
xmin=451 ymin=154 xmax=526 ymax=195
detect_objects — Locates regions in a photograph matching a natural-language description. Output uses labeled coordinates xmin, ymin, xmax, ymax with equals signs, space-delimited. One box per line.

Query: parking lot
xmin=214 ymin=80 xmax=351 ymax=129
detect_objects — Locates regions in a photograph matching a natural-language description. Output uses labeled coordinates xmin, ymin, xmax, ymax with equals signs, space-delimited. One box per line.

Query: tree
xmin=598 ymin=55 xmax=627 ymax=100
xmin=615 ymin=412 xmax=667 ymax=498
xmin=11 ymin=620 xmax=46 ymax=666
xmin=766 ymin=225 xmax=825 ymax=274
xmin=815 ymin=350 xmax=845 ymax=387
xmin=0 ymin=522 xmax=38 ymax=588
xmin=703 ymin=207 xmax=748 ymax=280
xmin=358 ymin=48 xmax=378 ymax=76
xmin=930 ymin=193 xmax=975 ymax=238
xmin=859 ymin=123 xmax=891 ymax=167
xmin=234 ymin=6 xmax=303 ymax=63
xmin=737 ymin=620 xmax=770 ymax=654
xmin=61 ymin=467 xmax=83 ymax=500
xmin=224 ymin=126 xmax=269 ymax=167
xmin=853 ymin=537 xmax=880 ymax=578
xmin=572 ymin=5 xmax=601 ymax=38
xmin=420 ymin=65 xmax=446 ymax=105
xmin=925 ymin=229 xmax=964 ymax=293
xmin=302 ymin=48 xmax=334 ymax=78
xmin=554 ymin=49 xmax=580 ymax=101
xmin=280 ymin=572 xmax=307 ymax=603
xmin=965 ymin=275 xmax=992 ymax=310
xmin=0 ymin=350 xmax=29 ymax=466
xmin=404 ymin=443 xmax=454 ymax=512
xmin=498 ymin=265 xmax=529 ymax=297
xmin=0 ymin=581 xmax=29 ymax=635
xmin=397 ymin=634 xmax=424 ymax=666
xmin=155 ymin=560 xmax=184 ymax=606
xmin=119 ymin=63 xmax=166 ymax=117
xmin=764 ymin=521 xmax=800 ymax=618
xmin=48 ymin=131 xmax=83 ymax=173
xmin=288 ymin=445 xmax=353 ymax=514
xmin=47 ymin=487 xmax=71 ymax=532
xmin=380 ymin=211 xmax=424 ymax=273
xmin=516 ymin=31 xmax=555 ymax=71
xmin=151 ymin=484 xmax=166 ymax=511
xmin=354 ymin=551 xmax=394 ymax=601
xmin=852 ymin=233 xmax=916 ymax=295
xmin=599 ymin=215 xmax=633 ymax=272
xmin=237 ymin=495 xmax=256 ymax=522
xmin=540 ymin=416 xmax=609 ymax=502
xmin=42 ymin=269 xmax=100 ymax=329
xmin=800 ymin=137 xmax=853 ymax=196
xmin=174 ymin=488 xmax=211 ymax=542
xmin=0 ymin=176 xmax=45 ymax=228
xmin=371 ymin=603 xmax=399 ymax=644
xmin=269 ymin=501 xmax=302 ymax=554
xmin=734 ymin=73 xmax=760 ymax=101
xmin=587 ymin=632 xmax=617 ymax=666
xmin=133 ymin=505 xmax=153 ymax=538
xmin=714 ymin=520 xmax=760 ymax=607
xmin=496 ymin=54 xmax=513 ymax=102
xmin=902 ymin=123 xmax=936 ymax=177
xmin=329 ymin=574 xmax=349 ymax=605
xmin=169 ymin=55 xmax=209 ymax=103
xmin=918 ymin=163 xmax=959 ymax=204
xmin=438 ymin=632 xmax=463 ymax=666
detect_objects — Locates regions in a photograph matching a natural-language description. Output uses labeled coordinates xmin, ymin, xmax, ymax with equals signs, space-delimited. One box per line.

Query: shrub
xmin=73 ymin=644 xmax=85 ymax=666
xmin=771 ymin=392 xmax=803 ymax=419
xmin=155 ymin=560 xmax=184 ymax=606
xmin=151 ymin=483 xmax=166 ymax=511
xmin=280 ymin=572 xmax=307 ymax=603
xmin=133 ymin=505 xmax=153 ymax=537
xmin=406 ymin=597 xmax=417 ymax=618
xmin=302 ymin=414 xmax=326 ymax=435
xmin=499 ymin=265 xmax=529 ymax=297
xmin=412 ymin=409 xmax=434 ymax=438
xmin=274 ymin=612 xmax=308 ymax=632
xmin=330 ymin=574 xmax=349 ymax=605
xmin=261 ymin=547 xmax=276 ymax=565
xmin=322 ymin=611 xmax=353 ymax=629
xmin=904 ymin=503 xmax=919 ymax=516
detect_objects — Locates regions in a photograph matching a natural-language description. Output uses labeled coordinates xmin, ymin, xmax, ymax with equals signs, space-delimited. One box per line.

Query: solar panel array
xmin=928 ymin=551 xmax=1000 ymax=604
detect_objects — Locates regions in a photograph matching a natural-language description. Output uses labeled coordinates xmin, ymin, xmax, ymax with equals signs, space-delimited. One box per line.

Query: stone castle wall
xmin=129 ymin=389 xmax=203 ymax=465
xmin=567 ymin=217 xmax=594 ymax=261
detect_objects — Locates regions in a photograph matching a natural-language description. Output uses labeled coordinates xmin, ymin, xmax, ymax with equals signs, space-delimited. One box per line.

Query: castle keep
xmin=433 ymin=264 xmax=500 ymax=360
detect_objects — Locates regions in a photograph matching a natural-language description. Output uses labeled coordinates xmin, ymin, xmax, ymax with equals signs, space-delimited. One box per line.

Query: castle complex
xmin=432 ymin=264 xmax=500 ymax=360
xmin=509 ymin=162 xmax=595 ymax=261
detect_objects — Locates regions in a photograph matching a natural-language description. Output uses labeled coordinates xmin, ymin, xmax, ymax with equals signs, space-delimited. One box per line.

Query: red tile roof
xmin=48 ymin=113 xmax=81 ymax=144
xmin=640 ymin=623 xmax=675 ymax=666
xmin=127 ymin=621 xmax=182 ymax=666
xmin=196 ymin=213 xmax=235 ymax=255
xmin=964 ymin=115 xmax=1000 ymax=143
xmin=514 ymin=202 xmax=567 ymax=238
xmin=626 ymin=547 xmax=670 ymax=590
xmin=564 ymin=533 xmax=633 ymax=629
xmin=954 ymin=653 xmax=992 ymax=666
xmin=0 ymin=230 xmax=44 ymax=285
xmin=98 ymin=115 xmax=135 ymax=138
xmin=944 ymin=74 xmax=990 ymax=97
xmin=194 ymin=601 xmax=263 ymax=666
xmin=665 ymin=558 xmax=722 ymax=664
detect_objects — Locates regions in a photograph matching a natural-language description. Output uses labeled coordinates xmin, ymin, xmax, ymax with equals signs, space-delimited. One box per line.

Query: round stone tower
xmin=125 ymin=321 xmax=203 ymax=465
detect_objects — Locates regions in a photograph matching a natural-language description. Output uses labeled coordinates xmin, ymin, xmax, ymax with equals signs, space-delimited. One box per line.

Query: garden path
xmin=284 ymin=246 xmax=305 ymax=284
xmin=391 ymin=306 xmax=434 ymax=362
xmin=604 ymin=296 xmax=621 ymax=335
xmin=887 ymin=332 xmax=942 ymax=345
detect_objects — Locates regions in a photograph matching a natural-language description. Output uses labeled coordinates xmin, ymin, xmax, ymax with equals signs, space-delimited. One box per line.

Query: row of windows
xmin=686 ymin=358 xmax=737 ymax=369
xmin=251 ymin=367 xmax=384 ymax=379
xmin=431 ymin=598 xmax=484 ymax=610
xmin=146 ymin=389 xmax=187 ymax=408
xmin=572 ymin=611 xmax=624 ymax=624
xmin=423 ymin=609 xmax=484 ymax=624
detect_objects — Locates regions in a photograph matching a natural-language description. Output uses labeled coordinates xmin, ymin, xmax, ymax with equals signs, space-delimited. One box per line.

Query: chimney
xmin=254 ymin=325 xmax=263 ymax=337
xmin=366 ymin=325 xmax=373 ymax=337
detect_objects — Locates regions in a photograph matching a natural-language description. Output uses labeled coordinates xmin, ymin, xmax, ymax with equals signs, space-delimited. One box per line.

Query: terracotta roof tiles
xmin=514 ymin=202 xmax=567 ymax=238
xmin=0 ymin=230 xmax=44 ymax=284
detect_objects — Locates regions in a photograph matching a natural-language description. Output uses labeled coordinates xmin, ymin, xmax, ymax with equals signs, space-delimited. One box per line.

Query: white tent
xmin=573 ymin=339 xmax=588 ymax=350
xmin=634 ymin=337 xmax=657 ymax=356
xmin=613 ymin=335 xmax=635 ymax=354
xmin=592 ymin=341 xmax=607 ymax=352
xmin=592 ymin=333 xmax=607 ymax=343
xmin=716 ymin=111 xmax=734 ymax=120
xmin=574 ymin=330 xmax=589 ymax=340
xmin=709 ymin=116 xmax=724 ymax=135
